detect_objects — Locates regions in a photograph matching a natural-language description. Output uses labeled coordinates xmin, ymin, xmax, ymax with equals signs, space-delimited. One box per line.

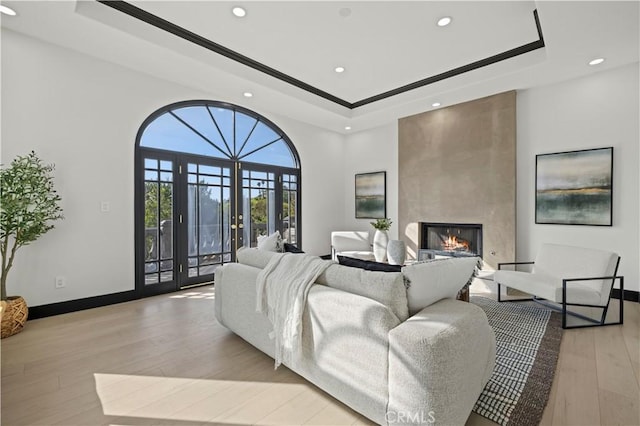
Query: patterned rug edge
xmin=507 ymin=310 xmax=563 ymax=426
xmin=470 ymin=296 xmax=564 ymax=426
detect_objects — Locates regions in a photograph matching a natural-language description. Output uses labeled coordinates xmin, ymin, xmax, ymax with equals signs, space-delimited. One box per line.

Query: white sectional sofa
xmin=214 ymin=248 xmax=496 ymax=425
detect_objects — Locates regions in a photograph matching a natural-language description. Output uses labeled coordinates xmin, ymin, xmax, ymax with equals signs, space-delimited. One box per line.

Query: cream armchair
xmin=493 ymin=243 xmax=623 ymax=329
xmin=330 ymin=231 xmax=375 ymax=261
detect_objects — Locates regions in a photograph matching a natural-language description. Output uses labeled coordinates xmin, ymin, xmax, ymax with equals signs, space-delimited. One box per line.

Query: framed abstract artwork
xmin=536 ymin=147 xmax=613 ymax=226
xmin=355 ymin=171 xmax=386 ymax=219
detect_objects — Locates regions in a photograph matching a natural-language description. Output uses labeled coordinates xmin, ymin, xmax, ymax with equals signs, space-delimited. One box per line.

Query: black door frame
xmin=178 ymin=153 xmax=237 ymax=289
xmin=136 ymin=148 xmax=239 ymax=296
xmin=135 ymin=149 xmax=301 ymax=297
xmin=135 ymin=148 xmax=179 ymax=297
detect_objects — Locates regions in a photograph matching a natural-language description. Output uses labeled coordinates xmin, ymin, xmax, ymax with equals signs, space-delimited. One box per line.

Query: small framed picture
xmin=355 ymin=171 xmax=386 ymax=219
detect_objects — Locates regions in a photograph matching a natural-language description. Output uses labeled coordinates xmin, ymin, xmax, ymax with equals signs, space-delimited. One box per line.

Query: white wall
xmin=268 ymin=114 xmax=346 ymax=255
xmin=517 ymin=63 xmax=639 ymax=292
xmin=1 ymin=29 xmax=346 ymax=306
xmin=343 ymin=122 xmax=399 ymax=240
xmin=342 ymin=65 xmax=639 ymax=292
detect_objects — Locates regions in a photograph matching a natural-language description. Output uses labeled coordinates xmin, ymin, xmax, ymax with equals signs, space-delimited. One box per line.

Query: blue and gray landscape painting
xmin=355 ymin=173 xmax=385 ymax=218
xmin=536 ymin=148 xmax=612 ymax=225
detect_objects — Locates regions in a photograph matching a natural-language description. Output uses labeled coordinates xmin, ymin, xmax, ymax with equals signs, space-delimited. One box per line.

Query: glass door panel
xmin=241 ymin=169 xmax=276 ymax=247
xmin=142 ymin=157 xmax=175 ymax=291
xmin=282 ymin=173 xmax=298 ymax=245
xmin=184 ymin=161 xmax=232 ymax=286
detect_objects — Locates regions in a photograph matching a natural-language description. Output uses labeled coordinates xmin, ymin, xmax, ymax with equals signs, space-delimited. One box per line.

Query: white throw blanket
xmin=256 ymin=253 xmax=333 ymax=369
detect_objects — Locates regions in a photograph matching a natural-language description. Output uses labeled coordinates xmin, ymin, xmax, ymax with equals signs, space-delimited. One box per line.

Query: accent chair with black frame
xmin=493 ymin=243 xmax=623 ymax=329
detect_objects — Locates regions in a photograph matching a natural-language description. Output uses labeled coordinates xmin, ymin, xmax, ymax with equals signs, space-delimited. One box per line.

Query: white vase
xmin=387 ymin=240 xmax=406 ymax=265
xmin=373 ymin=230 xmax=389 ymax=262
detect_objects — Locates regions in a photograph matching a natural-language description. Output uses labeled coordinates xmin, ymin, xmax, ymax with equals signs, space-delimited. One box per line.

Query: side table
xmin=457 ymin=284 xmax=470 ymax=302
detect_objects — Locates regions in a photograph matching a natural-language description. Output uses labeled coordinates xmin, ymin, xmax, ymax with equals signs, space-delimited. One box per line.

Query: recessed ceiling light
xmin=334 ymin=66 xmax=345 ymax=73
xmin=589 ymin=58 xmax=605 ymax=66
xmin=243 ymin=92 xmax=253 ymax=98
xmin=232 ymin=6 xmax=246 ymax=18
xmin=0 ymin=5 xmax=17 ymax=16
xmin=437 ymin=16 xmax=452 ymax=27
xmin=345 ymin=126 xmax=351 ymax=130
xmin=432 ymin=102 xmax=441 ymax=107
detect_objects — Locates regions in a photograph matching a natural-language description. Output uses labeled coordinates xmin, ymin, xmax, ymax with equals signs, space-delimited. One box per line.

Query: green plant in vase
xmin=370 ymin=218 xmax=392 ymax=231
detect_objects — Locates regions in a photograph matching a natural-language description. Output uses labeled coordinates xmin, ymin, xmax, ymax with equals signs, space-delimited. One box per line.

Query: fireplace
xmin=419 ymin=222 xmax=482 ymax=259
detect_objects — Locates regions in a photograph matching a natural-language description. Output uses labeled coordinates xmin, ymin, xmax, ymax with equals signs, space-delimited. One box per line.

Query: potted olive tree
xmin=0 ymin=151 xmax=63 ymax=338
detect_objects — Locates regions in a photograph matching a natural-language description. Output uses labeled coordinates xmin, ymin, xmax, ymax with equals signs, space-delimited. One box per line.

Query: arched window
xmin=135 ymin=101 xmax=301 ymax=295
xmin=139 ymin=102 xmax=299 ymax=167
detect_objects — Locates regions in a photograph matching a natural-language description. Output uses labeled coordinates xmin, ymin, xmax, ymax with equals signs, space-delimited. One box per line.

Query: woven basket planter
xmin=1 ymin=296 xmax=28 ymax=338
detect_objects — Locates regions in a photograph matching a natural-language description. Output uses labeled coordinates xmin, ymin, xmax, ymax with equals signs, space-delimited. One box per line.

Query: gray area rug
xmin=471 ymin=296 xmax=563 ymax=426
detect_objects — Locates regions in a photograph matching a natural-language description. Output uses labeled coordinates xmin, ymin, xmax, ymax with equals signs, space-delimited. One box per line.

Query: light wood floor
xmin=1 ymin=286 xmax=638 ymax=426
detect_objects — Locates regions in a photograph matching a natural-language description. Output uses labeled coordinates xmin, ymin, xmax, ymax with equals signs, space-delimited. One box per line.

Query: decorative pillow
xmin=402 ymin=257 xmax=479 ymax=315
xmin=316 ymin=264 xmax=409 ymax=321
xmin=284 ymin=243 xmax=304 ymax=253
xmin=236 ymin=246 xmax=278 ymax=269
xmin=337 ymin=255 xmax=402 ymax=272
xmin=256 ymin=231 xmax=283 ymax=252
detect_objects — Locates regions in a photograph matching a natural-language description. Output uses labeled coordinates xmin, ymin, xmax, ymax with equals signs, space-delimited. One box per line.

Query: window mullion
xmin=237 ymin=137 xmax=283 ymax=160
xmin=237 ymin=118 xmax=259 ymax=158
xmin=169 ymin=111 xmax=231 ymax=159
xmin=206 ymin=106 xmax=234 ymax=158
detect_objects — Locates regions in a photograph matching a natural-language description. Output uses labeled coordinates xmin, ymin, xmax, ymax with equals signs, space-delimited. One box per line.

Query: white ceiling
xmin=131 ymin=1 xmax=541 ymax=103
xmin=1 ymin=1 xmax=638 ymax=133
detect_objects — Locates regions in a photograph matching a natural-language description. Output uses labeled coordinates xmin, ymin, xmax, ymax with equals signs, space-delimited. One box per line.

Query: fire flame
xmin=442 ymin=235 xmax=470 ymax=251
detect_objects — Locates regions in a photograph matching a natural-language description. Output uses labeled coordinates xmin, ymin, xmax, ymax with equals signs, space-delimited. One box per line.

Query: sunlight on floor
xmin=95 ymin=373 xmax=312 ymax=424
xmin=470 ymin=275 xmax=494 ymax=296
xmin=169 ymin=290 xmax=215 ymax=299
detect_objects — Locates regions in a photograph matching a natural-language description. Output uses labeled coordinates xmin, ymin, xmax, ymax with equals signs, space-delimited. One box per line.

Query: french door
xmin=136 ymin=150 xmax=298 ymax=296
xmin=137 ymin=151 xmax=232 ymax=295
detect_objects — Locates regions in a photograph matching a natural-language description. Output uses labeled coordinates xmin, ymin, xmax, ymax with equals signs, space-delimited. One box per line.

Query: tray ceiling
xmin=1 ymin=1 xmax=637 ymax=132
